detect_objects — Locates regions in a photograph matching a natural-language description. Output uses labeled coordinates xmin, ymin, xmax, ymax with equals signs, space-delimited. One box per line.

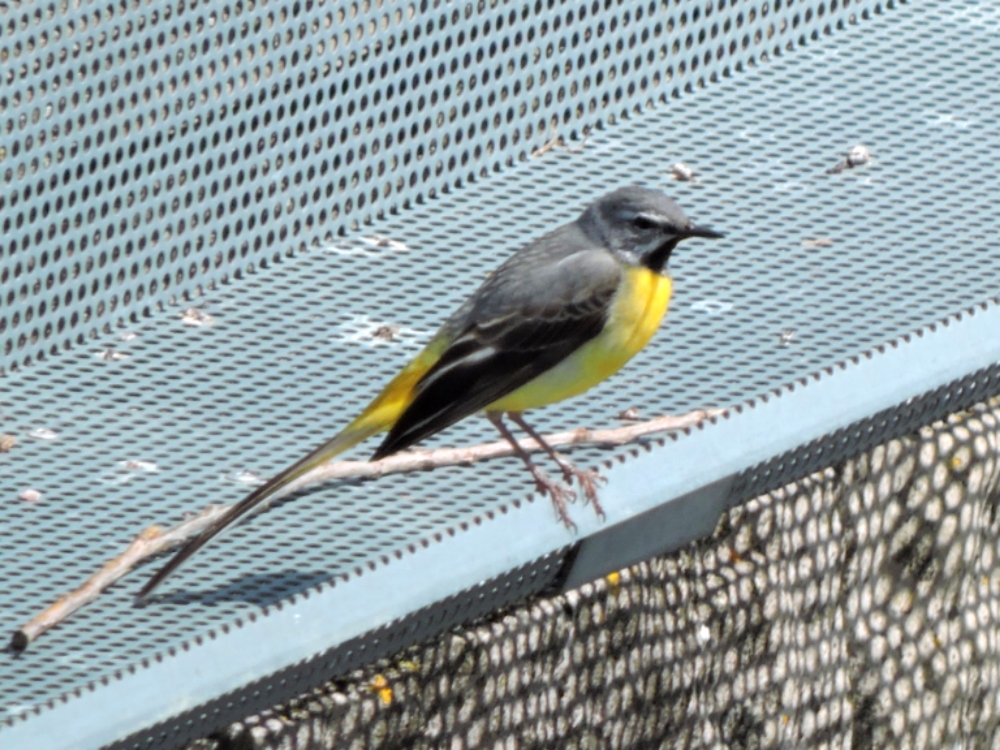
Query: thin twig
xmin=285 ymin=410 xmax=716 ymax=492
xmin=9 ymin=515 xmax=229 ymax=651
xmin=10 ymin=409 xmax=717 ymax=650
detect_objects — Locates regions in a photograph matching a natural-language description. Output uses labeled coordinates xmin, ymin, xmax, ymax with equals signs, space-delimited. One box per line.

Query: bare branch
xmin=281 ymin=409 xmax=717 ymax=495
xmin=9 ymin=508 xmax=231 ymax=652
xmin=9 ymin=409 xmax=716 ymax=650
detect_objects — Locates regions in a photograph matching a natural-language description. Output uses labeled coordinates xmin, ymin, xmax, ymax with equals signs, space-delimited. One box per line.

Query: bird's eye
xmin=631 ymin=215 xmax=660 ymax=231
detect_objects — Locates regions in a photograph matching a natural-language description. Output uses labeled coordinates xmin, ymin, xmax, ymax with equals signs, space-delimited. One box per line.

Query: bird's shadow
xmin=138 ymin=569 xmax=333 ymax=609
xmin=136 ymin=479 xmax=380 ymax=609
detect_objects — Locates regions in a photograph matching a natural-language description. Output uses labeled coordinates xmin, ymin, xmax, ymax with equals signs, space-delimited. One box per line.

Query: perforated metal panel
xmin=3 ymin=0 xmax=891 ymax=374
xmin=3 ymin=0 xmax=1000 ymax=748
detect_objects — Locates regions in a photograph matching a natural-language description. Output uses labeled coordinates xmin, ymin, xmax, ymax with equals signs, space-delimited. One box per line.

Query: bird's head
xmin=580 ymin=185 xmax=723 ymax=273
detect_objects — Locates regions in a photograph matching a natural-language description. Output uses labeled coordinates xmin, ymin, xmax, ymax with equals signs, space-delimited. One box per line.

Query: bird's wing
xmin=372 ymin=248 xmax=622 ymax=458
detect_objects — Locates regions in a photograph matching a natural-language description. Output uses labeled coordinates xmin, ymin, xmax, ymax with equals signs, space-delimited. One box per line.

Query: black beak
xmin=681 ymin=224 xmax=725 ymax=239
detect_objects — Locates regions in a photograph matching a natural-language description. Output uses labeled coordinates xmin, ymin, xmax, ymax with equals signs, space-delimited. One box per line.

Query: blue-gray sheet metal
xmin=2 ymin=0 xmax=892 ymax=376
xmin=3 ymin=0 xmax=1000 ymax=748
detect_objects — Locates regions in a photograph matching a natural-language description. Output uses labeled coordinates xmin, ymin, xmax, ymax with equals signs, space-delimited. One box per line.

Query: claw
xmin=564 ymin=466 xmax=607 ymax=521
xmin=531 ymin=466 xmax=578 ymax=530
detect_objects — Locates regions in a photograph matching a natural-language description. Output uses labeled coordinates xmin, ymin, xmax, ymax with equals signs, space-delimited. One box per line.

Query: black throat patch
xmin=642 ymin=238 xmax=680 ymax=274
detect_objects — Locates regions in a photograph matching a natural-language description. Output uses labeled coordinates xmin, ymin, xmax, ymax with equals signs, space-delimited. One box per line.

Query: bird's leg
xmin=485 ymin=412 xmax=577 ymax=530
xmin=506 ymin=411 xmax=606 ymax=521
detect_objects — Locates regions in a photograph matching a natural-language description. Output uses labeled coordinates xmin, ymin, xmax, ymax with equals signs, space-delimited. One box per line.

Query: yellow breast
xmin=487 ymin=266 xmax=673 ymax=413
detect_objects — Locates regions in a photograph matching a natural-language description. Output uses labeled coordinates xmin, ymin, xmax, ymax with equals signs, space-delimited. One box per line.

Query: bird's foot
xmin=530 ymin=467 xmax=577 ymax=530
xmin=562 ymin=465 xmax=607 ymax=521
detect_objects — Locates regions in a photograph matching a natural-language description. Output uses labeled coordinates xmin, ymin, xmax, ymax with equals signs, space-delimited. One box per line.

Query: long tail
xmin=135 ymin=334 xmax=449 ymax=602
xmin=135 ymin=421 xmax=380 ymax=602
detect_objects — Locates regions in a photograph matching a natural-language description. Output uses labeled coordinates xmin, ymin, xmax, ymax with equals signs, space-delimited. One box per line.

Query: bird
xmin=136 ymin=185 xmax=723 ymax=601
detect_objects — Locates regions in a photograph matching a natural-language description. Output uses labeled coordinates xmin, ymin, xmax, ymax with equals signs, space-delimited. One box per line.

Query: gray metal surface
xmin=2 ymin=0 xmax=1000 ymax=748
xmin=1 ymin=0 xmax=884 ymax=376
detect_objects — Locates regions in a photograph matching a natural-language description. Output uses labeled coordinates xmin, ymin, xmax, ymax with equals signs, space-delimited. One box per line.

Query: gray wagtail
xmin=137 ymin=185 xmax=723 ymax=600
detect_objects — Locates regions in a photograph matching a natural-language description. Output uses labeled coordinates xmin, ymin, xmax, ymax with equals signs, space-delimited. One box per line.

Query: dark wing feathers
xmin=372 ymin=247 xmax=621 ymax=458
